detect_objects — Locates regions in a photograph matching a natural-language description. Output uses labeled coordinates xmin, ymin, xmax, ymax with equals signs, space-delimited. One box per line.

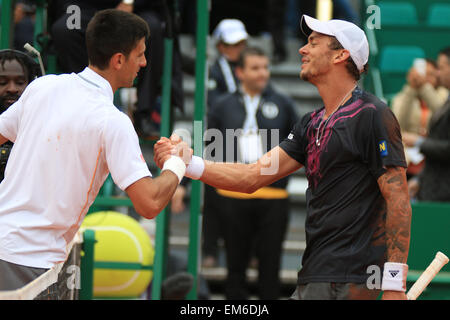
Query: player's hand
xmin=169 ymin=132 xmax=183 ymax=146
xmin=170 ymin=133 xmax=193 ymax=166
xmin=154 ymin=137 xmax=175 ymax=169
xmin=164 ymin=132 xmax=193 ymax=165
xmin=381 ymin=291 xmax=408 ymax=300
xmin=154 ymin=135 xmax=193 ymax=168
xmin=407 ymin=69 xmax=421 ymax=89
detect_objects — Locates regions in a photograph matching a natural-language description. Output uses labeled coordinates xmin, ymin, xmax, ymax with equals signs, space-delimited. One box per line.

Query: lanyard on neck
xmin=242 ymin=94 xmax=262 ymax=133
xmin=218 ymin=56 xmax=237 ymax=93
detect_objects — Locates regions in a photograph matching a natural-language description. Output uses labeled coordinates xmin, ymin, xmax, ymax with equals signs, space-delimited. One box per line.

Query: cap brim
xmin=300 ymin=15 xmax=334 ymax=37
xmin=222 ymin=31 xmax=248 ymax=45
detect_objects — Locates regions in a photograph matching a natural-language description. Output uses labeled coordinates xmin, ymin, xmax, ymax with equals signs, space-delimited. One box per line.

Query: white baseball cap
xmin=213 ymin=19 xmax=248 ymax=45
xmin=300 ymin=14 xmax=369 ymax=72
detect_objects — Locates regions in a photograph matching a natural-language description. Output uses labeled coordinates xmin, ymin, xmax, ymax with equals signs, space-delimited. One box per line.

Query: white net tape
xmin=0 ymin=232 xmax=83 ymax=300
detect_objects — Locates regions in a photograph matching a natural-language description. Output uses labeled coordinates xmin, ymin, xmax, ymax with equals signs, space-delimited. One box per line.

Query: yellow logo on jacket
xmin=379 ymin=140 xmax=388 ymax=157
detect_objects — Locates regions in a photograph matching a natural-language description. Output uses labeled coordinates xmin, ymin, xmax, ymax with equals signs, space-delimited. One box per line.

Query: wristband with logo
xmin=381 ymin=262 xmax=408 ymax=292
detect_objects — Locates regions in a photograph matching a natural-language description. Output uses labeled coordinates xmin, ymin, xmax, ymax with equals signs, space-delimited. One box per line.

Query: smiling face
xmin=298 ymin=32 xmax=337 ymax=83
xmin=0 ymin=58 xmax=28 ymax=109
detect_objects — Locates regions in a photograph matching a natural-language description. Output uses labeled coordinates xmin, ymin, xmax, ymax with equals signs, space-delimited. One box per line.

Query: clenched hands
xmin=154 ymin=133 xmax=193 ymax=169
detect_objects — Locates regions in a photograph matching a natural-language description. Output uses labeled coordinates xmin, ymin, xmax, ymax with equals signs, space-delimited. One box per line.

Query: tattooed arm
xmin=377 ymin=166 xmax=412 ymax=300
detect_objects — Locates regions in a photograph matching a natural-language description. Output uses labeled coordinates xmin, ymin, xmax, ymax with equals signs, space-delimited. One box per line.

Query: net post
xmin=80 ymin=229 xmax=96 ymax=300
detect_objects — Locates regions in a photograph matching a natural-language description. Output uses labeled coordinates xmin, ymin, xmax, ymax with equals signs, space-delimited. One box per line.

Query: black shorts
xmin=289 ymin=282 xmax=381 ymax=300
xmin=0 ymin=258 xmax=48 ymax=291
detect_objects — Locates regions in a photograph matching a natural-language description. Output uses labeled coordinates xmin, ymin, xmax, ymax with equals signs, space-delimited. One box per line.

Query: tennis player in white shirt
xmin=0 ymin=9 xmax=191 ymax=290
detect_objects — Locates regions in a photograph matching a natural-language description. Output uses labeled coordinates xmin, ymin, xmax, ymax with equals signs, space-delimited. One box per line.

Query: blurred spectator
xmin=405 ymin=47 xmax=450 ymax=201
xmin=285 ymin=0 xmax=359 ymax=43
xmin=13 ymin=0 xmax=36 ymax=51
xmin=207 ymin=47 xmax=298 ymax=299
xmin=49 ymin=0 xmax=184 ymax=137
xmin=202 ymin=19 xmax=249 ymax=268
xmin=0 ymin=49 xmax=40 ymax=181
xmin=208 ymin=19 xmax=248 ymax=106
xmin=267 ymin=0 xmax=287 ymax=64
xmin=333 ymin=0 xmax=360 ymax=25
xmin=392 ymin=59 xmax=449 ymax=177
xmin=285 ymin=0 xmax=315 ymax=43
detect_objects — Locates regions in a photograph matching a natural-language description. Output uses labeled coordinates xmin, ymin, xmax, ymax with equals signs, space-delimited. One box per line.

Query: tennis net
xmin=0 ymin=232 xmax=83 ymax=300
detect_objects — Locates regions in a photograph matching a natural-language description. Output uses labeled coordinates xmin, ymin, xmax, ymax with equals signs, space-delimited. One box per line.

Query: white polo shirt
xmin=0 ymin=67 xmax=152 ymax=268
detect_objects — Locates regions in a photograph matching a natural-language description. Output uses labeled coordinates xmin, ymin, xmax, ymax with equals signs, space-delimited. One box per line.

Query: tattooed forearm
xmin=377 ymin=166 xmax=412 ymax=264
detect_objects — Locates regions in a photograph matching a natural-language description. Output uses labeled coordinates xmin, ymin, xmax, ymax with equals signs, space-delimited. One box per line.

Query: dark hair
xmin=439 ymin=47 xmax=450 ymax=61
xmin=237 ymin=46 xmax=267 ymax=68
xmin=86 ymin=9 xmax=150 ymax=70
xmin=328 ymin=37 xmax=369 ymax=81
xmin=0 ymin=49 xmax=40 ymax=83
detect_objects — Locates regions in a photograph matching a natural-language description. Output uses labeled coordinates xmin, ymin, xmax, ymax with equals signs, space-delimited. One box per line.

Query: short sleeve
xmin=357 ymin=106 xmax=407 ymax=179
xmin=103 ymin=112 xmax=152 ymax=190
xmin=0 ymin=89 xmax=28 ymax=142
xmin=279 ymin=113 xmax=310 ymax=165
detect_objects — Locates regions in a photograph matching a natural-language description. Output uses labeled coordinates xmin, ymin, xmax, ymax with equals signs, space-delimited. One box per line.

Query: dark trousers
xmin=0 ymin=259 xmax=48 ymax=291
xmin=201 ymin=185 xmax=224 ymax=258
xmin=266 ymin=0 xmax=287 ymax=56
xmin=221 ymin=197 xmax=289 ymax=300
xmin=290 ymin=282 xmax=381 ymax=300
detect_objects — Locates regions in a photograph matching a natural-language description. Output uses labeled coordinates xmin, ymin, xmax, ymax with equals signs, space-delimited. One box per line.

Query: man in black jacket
xmin=206 ymin=47 xmax=298 ymax=299
xmin=207 ymin=19 xmax=248 ymax=107
xmin=405 ymin=47 xmax=450 ymax=201
xmin=202 ymin=19 xmax=249 ymax=268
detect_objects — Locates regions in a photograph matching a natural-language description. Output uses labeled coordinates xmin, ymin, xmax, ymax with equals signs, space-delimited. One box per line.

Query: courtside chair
xmin=427 ymin=3 xmax=450 ymax=27
xmin=379 ymin=45 xmax=425 ymax=73
xmin=377 ymin=1 xmax=418 ymax=26
xmin=378 ymin=45 xmax=425 ymax=100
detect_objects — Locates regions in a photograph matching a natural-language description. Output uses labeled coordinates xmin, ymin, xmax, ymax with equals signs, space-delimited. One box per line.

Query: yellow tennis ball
xmin=81 ymin=211 xmax=154 ymax=298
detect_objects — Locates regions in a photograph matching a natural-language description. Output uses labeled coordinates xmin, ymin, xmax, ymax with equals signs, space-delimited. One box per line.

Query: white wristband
xmin=185 ymin=155 xmax=205 ymax=180
xmin=162 ymin=156 xmax=186 ymax=183
xmin=381 ymin=262 xmax=408 ymax=292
